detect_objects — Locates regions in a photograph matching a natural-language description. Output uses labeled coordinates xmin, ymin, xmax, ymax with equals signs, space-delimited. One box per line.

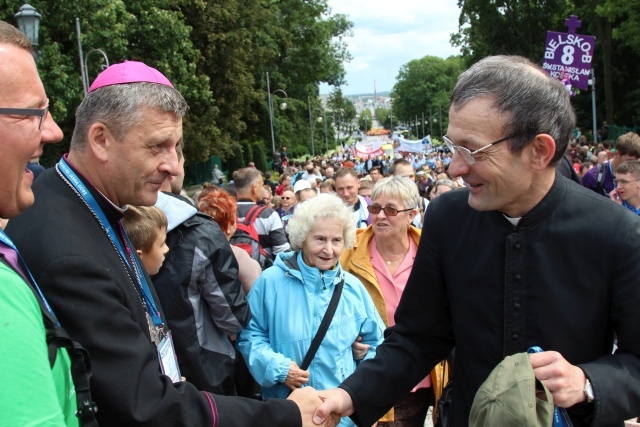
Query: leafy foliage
xmin=359 ymin=109 xmax=372 ymax=132
xmin=0 ymin=0 xmax=352 ymax=171
xmin=390 ymin=56 xmax=463 ymax=138
xmin=450 ymin=0 xmax=640 ymax=128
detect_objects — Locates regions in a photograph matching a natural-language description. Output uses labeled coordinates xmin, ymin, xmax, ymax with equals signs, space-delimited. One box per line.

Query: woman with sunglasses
xmin=340 ymin=175 xmax=434 ymax=427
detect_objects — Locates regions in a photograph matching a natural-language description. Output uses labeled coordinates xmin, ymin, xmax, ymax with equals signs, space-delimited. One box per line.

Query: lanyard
xmin=0 ymin=229 xmax=58 ymax=323
xmin=57 ymin=157 xmax=163 ymax=328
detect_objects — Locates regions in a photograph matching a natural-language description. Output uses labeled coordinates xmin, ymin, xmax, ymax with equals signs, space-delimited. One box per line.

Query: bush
xmin=223 ymin=142 xmax=246 ymax=176
xmin=253 ymin=142 xmax=269 ymax=172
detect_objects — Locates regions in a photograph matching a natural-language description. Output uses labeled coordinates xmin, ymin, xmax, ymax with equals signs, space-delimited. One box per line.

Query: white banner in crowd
xmin=352 ymin=140 xmax=385 ymax=159
xmin=392 ymin=135 xmax=432 ymax=153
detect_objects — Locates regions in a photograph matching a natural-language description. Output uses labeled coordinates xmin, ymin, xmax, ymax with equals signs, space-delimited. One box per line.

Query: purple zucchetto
xmin=88 ymin=60 xmax=173 ymax=93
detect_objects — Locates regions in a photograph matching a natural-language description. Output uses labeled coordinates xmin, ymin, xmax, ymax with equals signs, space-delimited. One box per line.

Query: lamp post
xmin=429 ymin=108 xmax=433 ymax=136
xmin=389 ymin=111 xmax=393 ymax=133
xmin=76 ymin=18 xmax=110 ymax=95
xmin=322 ymin=109 xmax=328 ymax=153
xmin=14 ymin=2 xmax=42 ymax=62
xmin=307 ymin=96 xmax=327 ymax=156
xmin=266 ymin=72 xmax=288 ymax=159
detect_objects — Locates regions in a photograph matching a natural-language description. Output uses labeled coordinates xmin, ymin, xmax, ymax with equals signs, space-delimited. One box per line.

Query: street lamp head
xmin=14 ymin=3 xmax=41 ymax=49
xmin=279 ymin=102 xmax=287 ymax=110
xmin=316 ymin=116 xmax=323 ymax=123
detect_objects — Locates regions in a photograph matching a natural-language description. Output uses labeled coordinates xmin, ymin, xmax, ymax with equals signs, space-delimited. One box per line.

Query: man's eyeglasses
xmin=367 ymin=205 xmax=413 ymax=216
xmin=613 ymin=178 xmax=640 ymax=186
xmin=0 ymin=99 xmax=49 ymax=130
xmin=443 ymin=132 xmax=520 ymax=165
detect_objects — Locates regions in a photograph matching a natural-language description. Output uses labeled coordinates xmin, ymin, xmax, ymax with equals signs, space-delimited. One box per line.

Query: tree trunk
xmin=592 ymin=0 xmax=615 ymax=125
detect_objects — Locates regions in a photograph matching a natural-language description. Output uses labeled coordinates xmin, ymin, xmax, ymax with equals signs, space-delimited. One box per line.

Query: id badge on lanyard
xmin=157 ymin=331 xmax=182 ymax=383
xmin=58 ymin=157 xmax=182 ymax=382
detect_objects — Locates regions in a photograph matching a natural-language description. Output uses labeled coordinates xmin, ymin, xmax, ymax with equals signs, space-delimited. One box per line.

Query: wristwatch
xmin=584 ymin=378 xmax=595 ymax=403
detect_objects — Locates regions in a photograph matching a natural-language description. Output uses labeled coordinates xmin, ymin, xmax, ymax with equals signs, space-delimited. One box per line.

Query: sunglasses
xmin=367 ymin=205 xmax=413 ymax=216
xmin=281 ymin=197 xmax=292 ymax=200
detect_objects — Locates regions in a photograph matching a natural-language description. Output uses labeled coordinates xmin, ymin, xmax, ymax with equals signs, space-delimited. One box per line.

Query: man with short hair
xmin=324 ymin=166 xmax=335 ymax=181
xmin=334 ymin=167 xmax=370 ymax=229
xmin=262 ymin=186 xmax=274 ymax=208
xmin=315 ymin=55 xmax=640 ymax=427
xmin=582 ymin=132 xmax=640 ymax=197
xmin=234 ymin=167 xmax=290 ymax=258
xmin=611 ymin=160 xmax=640 ymax=215
xmin=368 ymin=166 xmax=382 ymax=184
xmin=390 ymin=159 xmax=415 ymax=180
xmin=298 ymin=188 xmax=317 ymax=203
xmin=212 ymin=163 xmax=225 ymax=186
xmin=7 ymin=61 xmax=328 ymax=427
xmin=392 ymin=159 xmax=427 ymax=228
xmin=357 ymin=179 xmax=374 ymax=199
xmin=596 ymin=151 xmax=608 ymax=164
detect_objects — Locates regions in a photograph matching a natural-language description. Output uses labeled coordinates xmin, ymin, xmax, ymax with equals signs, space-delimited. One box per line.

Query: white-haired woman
xmin=237 ymin=194 xmax=385 ymax=427
xmin=341 ymin=176 xmax=433 ymax=427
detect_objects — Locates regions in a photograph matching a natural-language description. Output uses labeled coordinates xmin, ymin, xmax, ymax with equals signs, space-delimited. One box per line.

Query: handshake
xmin=287 ymin=387 xmax=355 ymax=427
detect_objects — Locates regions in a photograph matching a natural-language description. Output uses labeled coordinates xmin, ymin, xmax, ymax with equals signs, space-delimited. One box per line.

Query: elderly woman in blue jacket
xmin=237 ymin=194 xmax=385 ymax=427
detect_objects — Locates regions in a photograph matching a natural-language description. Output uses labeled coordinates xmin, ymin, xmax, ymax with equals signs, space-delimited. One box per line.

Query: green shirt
xmin=0 ymin=262 xmax=78 ymax=426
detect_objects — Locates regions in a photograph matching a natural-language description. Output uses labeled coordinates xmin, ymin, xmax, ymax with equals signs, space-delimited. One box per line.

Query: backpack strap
xmin=45 ymin=322 xmax=99 ymax=426
xmin=243 ymin=205 xmax=266 ymax=226
xmin=595 ymin=163 xmax=606 ymax=195
xmin=9 ymin=259 xmax=99 ymax=427
xmin=300 ymin=278 xmax=344 ymax=370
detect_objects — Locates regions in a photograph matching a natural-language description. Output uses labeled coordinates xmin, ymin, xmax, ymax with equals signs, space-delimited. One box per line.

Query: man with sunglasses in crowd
xmin=315 ymin=55 xmax=640 ymax=426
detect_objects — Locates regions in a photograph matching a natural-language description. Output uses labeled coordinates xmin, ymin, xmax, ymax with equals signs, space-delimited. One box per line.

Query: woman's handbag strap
xmin=300 ymin=278 xmax=344 ymax=370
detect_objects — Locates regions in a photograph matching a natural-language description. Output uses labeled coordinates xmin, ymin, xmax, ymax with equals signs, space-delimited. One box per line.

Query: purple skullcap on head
xmin=88 ymin=60 xmax=174 ymax=93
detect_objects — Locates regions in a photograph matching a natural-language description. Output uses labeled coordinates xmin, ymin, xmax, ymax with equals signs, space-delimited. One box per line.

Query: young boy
xmin=122 ymin=205 xmax=169 ymax=275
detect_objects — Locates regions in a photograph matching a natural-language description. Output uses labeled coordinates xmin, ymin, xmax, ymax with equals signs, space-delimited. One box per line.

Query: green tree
xmin=375 ymin=108 xmax=390 ymax=129
xmin=1 ymin=0 xmax=216 ymax=166
xmin=596 ymin=0 xmax=640 ymax=55
xmin=391 ymin=56 xmax=463 ymax=138
xmin=184 ymin=0 xmax=353 ymax=163
xmin=450 ymin=0 xmax=640 ymax=129
xmin=451 ymin=0 xmax=571 ymax=66
xmin=1 ymin=0 xmax=354 ymax=170
xmin=252 ymin=142 xmax=268 ymax=172
xmin=327 ymin=87 xmax=351 ymax=143
xmin=359 ymin=109 xmax=372 ymax=132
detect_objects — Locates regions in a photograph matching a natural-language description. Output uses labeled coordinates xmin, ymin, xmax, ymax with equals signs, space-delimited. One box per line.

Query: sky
xmin=320 ymin=0 xmax=462 ymax=96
